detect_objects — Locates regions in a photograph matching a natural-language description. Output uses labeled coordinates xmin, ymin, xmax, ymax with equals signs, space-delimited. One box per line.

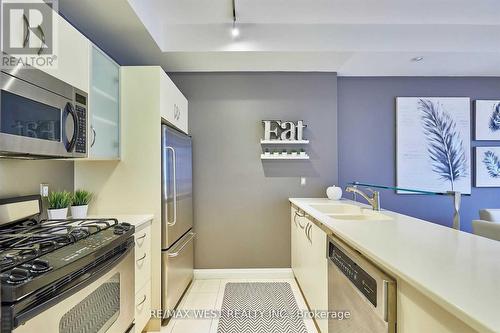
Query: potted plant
xmin=71 ymin=189 xmax=93 ymax=219
xmin=47 ymin=191 xmax=72 ymax=219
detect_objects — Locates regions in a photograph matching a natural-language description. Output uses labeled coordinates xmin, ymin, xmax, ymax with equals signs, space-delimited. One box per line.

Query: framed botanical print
xmin=475 ymin=100 xmax=500 ymax=140
xmin=476 ymin=147 xmax=500 ymax=187
xmin=397 ymin=97 xmax=471 ymax=194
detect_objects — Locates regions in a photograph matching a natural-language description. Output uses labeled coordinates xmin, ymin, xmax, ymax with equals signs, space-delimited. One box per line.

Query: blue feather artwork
xmin=482 ymin=150 xmax=500 ymax=178
xmin=418 ymin=99 xmax=468 ymax=191
xmin=476 ymin=147 xmax=500 ymax=187
xmin=489 ymin=103 xmax=500 ymax=132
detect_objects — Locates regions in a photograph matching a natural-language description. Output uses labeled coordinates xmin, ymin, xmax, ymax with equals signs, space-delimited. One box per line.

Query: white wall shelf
xmin=260 ymin=140 xmax=309 ymax=144
xmin=261 ymin=154 xmax=310 ymax=160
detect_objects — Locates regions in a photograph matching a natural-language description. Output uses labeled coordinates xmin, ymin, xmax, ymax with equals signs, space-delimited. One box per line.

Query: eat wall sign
xmin=262 ymin=120 xmax=307 ymax=141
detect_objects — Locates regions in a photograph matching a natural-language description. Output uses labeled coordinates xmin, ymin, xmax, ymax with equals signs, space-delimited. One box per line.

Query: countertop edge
xmin=87 ymin=214 xmax=154 ymax=229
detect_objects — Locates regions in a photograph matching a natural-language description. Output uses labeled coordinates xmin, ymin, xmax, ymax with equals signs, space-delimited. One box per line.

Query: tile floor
xmin=159 ymin=278 xmax=318 ymax=333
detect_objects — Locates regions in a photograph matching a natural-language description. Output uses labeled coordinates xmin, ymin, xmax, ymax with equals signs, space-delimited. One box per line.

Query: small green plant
xmin=48 ymin=191 xmax=72 ymax=210
xmin=72 ymin=189 xmax=93 ymax=206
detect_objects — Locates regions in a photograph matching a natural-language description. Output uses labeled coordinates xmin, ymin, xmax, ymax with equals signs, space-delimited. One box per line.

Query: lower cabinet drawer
xmin=135 ymin=225 xmax=151 ymax=252
xmin=135 ymin=280 xmax=151 ymax=333
xmin=135 ymin=225 xmax=152 ymax=292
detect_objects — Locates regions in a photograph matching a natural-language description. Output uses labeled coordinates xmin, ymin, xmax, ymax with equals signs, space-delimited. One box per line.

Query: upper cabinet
xmin=6 ymin=1 xmax=121 ymax=160
xmin=160 ymin=72 xmax=188 ymax=134
xmin=40 ymin=14 xmax=90 ymax=92
xmin=6 ymin=0 xmax=90 ymax=91
xmin=88 ymin=45 xmax=121 ymax=160
xmin=37 ymin=9 xmax=90 ymax=92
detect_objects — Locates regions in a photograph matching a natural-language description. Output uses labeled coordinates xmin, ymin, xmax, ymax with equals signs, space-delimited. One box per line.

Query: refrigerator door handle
xmin=167 ymin=232 xmax=196 ymax=258
xmin=165 ymin=146 xmax=177 ymax=226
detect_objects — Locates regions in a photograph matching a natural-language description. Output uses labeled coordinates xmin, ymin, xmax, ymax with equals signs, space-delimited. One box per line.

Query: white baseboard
xmin=193 ymin=268 xmax=294 ymax=280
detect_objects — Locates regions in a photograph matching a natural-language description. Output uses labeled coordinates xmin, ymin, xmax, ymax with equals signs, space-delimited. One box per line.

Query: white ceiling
xmin=60 ymin=0 xmax=500 ymax=75
xmin=137 ymin=0 xmax=500 ymax=25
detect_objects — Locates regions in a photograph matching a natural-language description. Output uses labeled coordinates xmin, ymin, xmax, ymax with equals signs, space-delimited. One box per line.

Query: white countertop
xmin=87 ymin=214 xmax=154 ymax=228
xmin=290 ymin=198 xmax=500 ymax=333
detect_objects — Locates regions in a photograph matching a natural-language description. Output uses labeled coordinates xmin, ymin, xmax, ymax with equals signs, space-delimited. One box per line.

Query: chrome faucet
xmin=345 ymin=186 xmax=381 ymax=211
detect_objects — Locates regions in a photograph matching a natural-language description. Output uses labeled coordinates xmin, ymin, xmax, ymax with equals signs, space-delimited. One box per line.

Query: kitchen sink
xmin=327 ymin=210 xmax=393 ymax=221
xmin=309 ymin=203 xmax=362 ymax=215
xmin=308 ymin=202 xmax=392 ymax=221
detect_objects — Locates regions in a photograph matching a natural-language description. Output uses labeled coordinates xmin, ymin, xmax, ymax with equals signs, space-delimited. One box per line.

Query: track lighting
xmin=231 ymin=0 xmax=239 ymax=38
xmin=231 ymin=22 xmax=240 ymax=38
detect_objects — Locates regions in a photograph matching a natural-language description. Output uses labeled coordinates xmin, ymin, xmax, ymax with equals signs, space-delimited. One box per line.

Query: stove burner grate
xmin=0 ymin=218 xmax=119 ymax=273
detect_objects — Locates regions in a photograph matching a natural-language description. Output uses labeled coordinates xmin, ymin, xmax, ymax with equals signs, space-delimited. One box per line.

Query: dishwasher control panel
xmin=328 ymin=241 xmax=378 ymax=307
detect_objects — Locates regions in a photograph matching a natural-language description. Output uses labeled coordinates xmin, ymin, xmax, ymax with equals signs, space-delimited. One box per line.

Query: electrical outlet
xmin=40 ymin=184 xmax=49 ymax=197
xmin=300 ymin=177 xmax=306 ymax=186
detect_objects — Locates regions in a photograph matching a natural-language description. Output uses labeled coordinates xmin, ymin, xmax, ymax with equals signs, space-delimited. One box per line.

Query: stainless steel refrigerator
xmin=161 ymin=124 xmax=195 ymax=315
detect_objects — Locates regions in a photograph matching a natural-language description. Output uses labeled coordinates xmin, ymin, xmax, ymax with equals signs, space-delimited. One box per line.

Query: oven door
xmin=0 ymin=71 xmax=80 ymax=158
xmin=12 ymin=246 xmax=135 ymax=333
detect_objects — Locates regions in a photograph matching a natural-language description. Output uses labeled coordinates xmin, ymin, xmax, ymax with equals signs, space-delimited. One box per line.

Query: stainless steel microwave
xmin=0 ymin=65 xmax=87 ymax=158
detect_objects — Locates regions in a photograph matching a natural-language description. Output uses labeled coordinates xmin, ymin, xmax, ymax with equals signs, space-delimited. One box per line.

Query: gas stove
xmin=0 ymin=195 xmax=135 ymax=333
xmin=0 ymin=217 xmax=133 ymax=300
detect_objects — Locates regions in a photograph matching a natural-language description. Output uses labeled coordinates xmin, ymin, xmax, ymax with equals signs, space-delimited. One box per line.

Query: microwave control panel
xmin=75 ymin=105 xmax=87 ymax=154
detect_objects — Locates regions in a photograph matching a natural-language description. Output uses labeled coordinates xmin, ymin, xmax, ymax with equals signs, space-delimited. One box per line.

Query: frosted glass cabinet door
xmin=89 ymin=46 xmax=120 ymax=159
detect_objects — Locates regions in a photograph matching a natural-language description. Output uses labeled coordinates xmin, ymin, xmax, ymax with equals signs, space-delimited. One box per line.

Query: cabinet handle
xmin=22 ymin=15 xmax=29 ymax=47
xmin=37 ymin=24 xmax=45 ymax=55
xmin=91 ymin=126 xmax=96 ymax=147
xmin=174 ymin=104 xmax=180 ymax=121
xmin=135 ymin=233 xmax=147 ymax=246
xmin=137 ymin=295 xmax=147 ymax=307
xmin=294 ymin=210 xmax=306 ymax=229
xmin=136 ymin=253 xmax=147 ymax=262
xmin=305 ymin=223 xmax=312 ymax=243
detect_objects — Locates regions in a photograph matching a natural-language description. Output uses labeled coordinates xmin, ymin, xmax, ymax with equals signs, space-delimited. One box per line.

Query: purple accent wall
xmin=338 ymin=77 xmax=500 ymax=232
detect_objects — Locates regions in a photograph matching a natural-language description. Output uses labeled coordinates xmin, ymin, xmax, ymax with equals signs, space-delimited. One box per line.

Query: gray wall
xmin=0 ymin=160 xmax=74 ymax=214
xmin=170 ymin=73 xmax=338 ymax=269
xmin=338 ymin=77 xmax=500 ymax=232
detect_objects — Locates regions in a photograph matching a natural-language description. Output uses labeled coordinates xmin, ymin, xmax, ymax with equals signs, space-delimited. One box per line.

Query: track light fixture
xmin=231 ymin=0 xmax=239 ymax=38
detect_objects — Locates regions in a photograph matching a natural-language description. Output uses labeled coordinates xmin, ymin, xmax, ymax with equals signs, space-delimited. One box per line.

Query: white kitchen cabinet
xmin=135 ymin=222 xmax=152 ymax=333
xmin=291 ymin=207 xmax=306 ymax=286
xmin=8 ymin=1 xmax=90 ymax=92
xmin=160 ymin=72 xmax=188 ymax=134
xmin=75 ymin=67 xmax=169 ymax=331
xmin=88 ymin=45 xmax=120 ymax=159
xmin=291 ymin=207 xmax=329 ymax=333
xmin=135 ymin=281 xmax=152 ymax=333
xmin=40 ymin=12 xmax=90 ymax=92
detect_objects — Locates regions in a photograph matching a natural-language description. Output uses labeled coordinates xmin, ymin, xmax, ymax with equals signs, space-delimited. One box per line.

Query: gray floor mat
xmin=217 ymin=282 xmax=308 ymax=333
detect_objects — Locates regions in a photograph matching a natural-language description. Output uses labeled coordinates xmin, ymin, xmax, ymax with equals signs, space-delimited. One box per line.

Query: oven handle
xmin=14 ymin=239 xmax=134 ymax=327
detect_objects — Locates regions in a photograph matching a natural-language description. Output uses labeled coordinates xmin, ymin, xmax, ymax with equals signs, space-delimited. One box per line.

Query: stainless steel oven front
xmin=11 ymin=243 xmax=135 ymax=333
xmin=0 ymin=66 xmax=87 ymax=158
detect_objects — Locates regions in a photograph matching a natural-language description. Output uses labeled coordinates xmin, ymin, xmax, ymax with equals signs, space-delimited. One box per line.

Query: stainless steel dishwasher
xmin=328 ymin=236 xmax=397 ymax=333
